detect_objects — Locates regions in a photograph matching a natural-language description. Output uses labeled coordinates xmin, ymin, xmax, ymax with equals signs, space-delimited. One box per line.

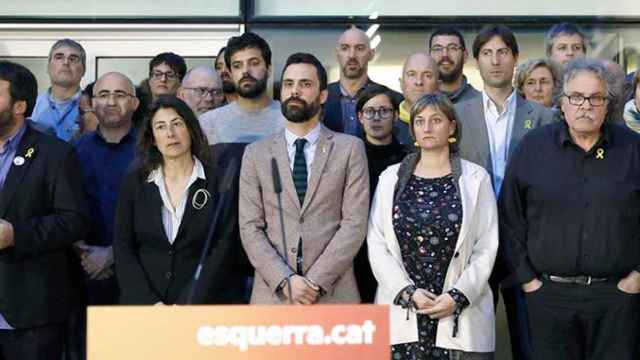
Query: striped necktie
xmin=292 ymin=138 xmax=308 ymax=205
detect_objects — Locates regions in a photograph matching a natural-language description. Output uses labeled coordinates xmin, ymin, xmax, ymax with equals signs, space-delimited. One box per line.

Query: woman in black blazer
xmin=114 ymin=95 xmax=237 ymax=305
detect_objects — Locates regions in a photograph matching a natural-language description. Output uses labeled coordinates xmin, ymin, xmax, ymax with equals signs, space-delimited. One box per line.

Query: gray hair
xmin=561 ymin=58 xmax=616 ymax=118
xmin=515 ymin=58 xmax=562 ymax=102
xmin=48 ymin=39 xmax=86 ymax=68
xmin=544 ymin=23 xmax=588 ymax=57
xmin=181 ymin=66 xmax=221 ymax=86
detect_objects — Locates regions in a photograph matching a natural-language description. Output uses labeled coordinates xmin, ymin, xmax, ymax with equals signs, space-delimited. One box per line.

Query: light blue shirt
xmin=482 ymin=89 xmax=517 ymax=195
xmin=31 ymin=89 xmax=81 ymax=142
xmin=284 ymin=123 xmax=321 ymax=181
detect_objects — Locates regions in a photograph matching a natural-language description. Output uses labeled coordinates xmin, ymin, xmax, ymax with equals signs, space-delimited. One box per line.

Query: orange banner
xmin=87 ymin=304 xmax=389 ymax=359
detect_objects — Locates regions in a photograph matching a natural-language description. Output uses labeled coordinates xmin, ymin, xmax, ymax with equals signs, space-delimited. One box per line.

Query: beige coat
xmin=368 ymin=159 xmax=498 ymax=351
xmin=239 ymin=126 xmax=369 ymax=304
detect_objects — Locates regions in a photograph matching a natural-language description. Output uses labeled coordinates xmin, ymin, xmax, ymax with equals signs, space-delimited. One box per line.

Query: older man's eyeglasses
xmin=362 ymin=107 xmax=394 ymax=120
xmin=563 ymin=93 xmax=608 ymax=107
xmin=184 ymin=87 xmax=224 ymax=98
xmin=430 ymin=44 xmax=464 ymax=55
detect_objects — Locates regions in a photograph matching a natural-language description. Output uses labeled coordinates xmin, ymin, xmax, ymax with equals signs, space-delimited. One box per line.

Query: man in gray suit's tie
xmin=239 ymin=52 xmax=369 ymax=305
xmin=454 ymin=25 xmax=554 ymax=360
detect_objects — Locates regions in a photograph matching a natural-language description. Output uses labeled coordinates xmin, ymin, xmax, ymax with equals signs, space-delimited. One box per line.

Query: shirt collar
xmin=0 ymin=124 xmax=27 ymax=154
xmin=147 ymin=156 xmax=206 ymax=184
xmin=285 ymin=122 xmax=322 ymax=148
xmin=93 ymin=125 xmax=137 ymax=145
xmin=46 ymin=88 xmax=82 ymax=105
xmin=339 ymin=78 xmax=372 ymax=98
xmin=558 ymin=120 xmax=612 ymax=148
xmin=482 ymin=88 xmax=517 ymax=115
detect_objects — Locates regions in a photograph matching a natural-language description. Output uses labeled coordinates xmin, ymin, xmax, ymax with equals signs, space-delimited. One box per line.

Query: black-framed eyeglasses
xmin=562 ymin=93 xmax=608 ymax=107
xmin=94 ymin=91 xmax=135 ymax=102
xmin=430 ymin=44 xmax=464 ymax=55
xmin=183 ymin=87 xmax=224 ymax=98
xmin=362 ymin=107 xmax=394 ymax=119
xmin=150 ymin=71 xmax=178 ymax=81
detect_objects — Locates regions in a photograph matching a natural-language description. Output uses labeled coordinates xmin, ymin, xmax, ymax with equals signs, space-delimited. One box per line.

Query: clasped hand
xmin=412 ymin=288 xmax=457 ymax=319
xmin=282 ymin=275 xmax=321 ymax=305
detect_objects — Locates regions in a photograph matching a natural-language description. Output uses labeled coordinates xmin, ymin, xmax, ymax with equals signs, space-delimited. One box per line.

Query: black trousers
xmin=0 ymin=323 xmax=64 ymax=360
xmin=526 ymin=278 xmax=640 ymax=360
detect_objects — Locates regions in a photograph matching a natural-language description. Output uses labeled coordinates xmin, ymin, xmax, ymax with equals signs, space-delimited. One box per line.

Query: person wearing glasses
xmin=515 ymin=58 xmax=562 ymax=109
xmin=368 ymin=93 xmax=498 ymax=359
xmin=31 ymin=39 xmax=87 ymax=141
xmin=428 ymin=27 xmax=480 ymax=104
xmin=114 ymin=95 xmax=237 ymax=306
xmin=354 ymin=84 xmax=410 ymax=303
xmin=177 ymin=66 xmax=225 ymax=116
xmin=148 ymin=52 xmax=187 ymax=101
xmin=501 ymin=58 xmax=640 ymax=360
xmin=454 ymin=25 xmax=554 ymax=360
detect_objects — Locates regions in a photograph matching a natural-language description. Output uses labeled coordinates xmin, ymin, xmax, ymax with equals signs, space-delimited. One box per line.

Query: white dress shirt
xmin=482 ymin=89 xmax=517 ymax=194
xmin=284 ymin=123 xmax=321 ymax=180
xmin=147 ymin=157 xmax=206 ymax=244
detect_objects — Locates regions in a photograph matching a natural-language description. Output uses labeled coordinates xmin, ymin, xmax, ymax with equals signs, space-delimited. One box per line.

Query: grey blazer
xmin=454 ymin=93 xmax=555 ymax=183
xmin=239 ymin=125 xmax=370 ymax=304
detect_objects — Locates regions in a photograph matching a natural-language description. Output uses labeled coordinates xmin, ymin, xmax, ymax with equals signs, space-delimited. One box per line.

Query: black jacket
xmin=114 ymin=161 xmax=238 ymax=305
xmin=0 ymin=123 xmax=90 ymax=329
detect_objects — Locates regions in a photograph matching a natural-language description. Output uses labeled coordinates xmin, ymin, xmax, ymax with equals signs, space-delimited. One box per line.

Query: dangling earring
xmin=448 ymin=137 xmax=457 ymax=144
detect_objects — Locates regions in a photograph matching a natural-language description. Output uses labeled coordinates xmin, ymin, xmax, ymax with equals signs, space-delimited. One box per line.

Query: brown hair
xmin=409 ymin=93 xmax=461 ymax=154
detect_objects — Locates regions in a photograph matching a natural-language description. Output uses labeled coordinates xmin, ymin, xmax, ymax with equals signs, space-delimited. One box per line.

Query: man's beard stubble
xmin=0 ymin=111 xmax=16 ymax=139
xmin=235 ymin=74 xmax=268 ymax=99
xmin=438 ymin=57 xmax=464 ymax=84
xmin=281 ymin=97 xmax=321 ymax=123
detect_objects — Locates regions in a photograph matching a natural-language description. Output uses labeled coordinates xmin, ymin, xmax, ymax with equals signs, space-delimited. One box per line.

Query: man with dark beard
xmin=240 ymin=52 xmax=369 ymax=304
xmin=0 ymin=61 xmax=89 ymax=360
xmin=198 ymin=32 xmax=285 ymax=304
xmin=214 ymin=47 xmax=238 ymax=104
xmin=324 ymin=26 xmax=402 ymax=137
xmin=428 ymin=27 xmax=480 ymax=104
xmin=199 ymin=32 xmax=285 ymax=145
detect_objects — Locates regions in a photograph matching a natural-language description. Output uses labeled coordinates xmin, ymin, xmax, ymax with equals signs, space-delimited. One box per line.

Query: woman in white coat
xmin=368 ymin=93 xmax=498 ymax=359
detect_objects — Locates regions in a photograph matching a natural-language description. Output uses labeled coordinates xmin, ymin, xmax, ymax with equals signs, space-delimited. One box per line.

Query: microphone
xmin=271 ymin=158 xmax=293 ymax=304
xmin=187 ymin=157 xmax=239 ymax=304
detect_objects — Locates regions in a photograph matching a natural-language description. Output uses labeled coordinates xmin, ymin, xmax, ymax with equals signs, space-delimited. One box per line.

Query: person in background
xmin=78 ymin=82 xmax=98 ymax=136
xmin=515 ymin=58 xmax=562 ymax=108
xmin=623 ymin=70 xmax=640 ymax=133
xmin=31 ymin=39 xmax=86 ymax=141
xmin=396 ymin=52 xmax=440 ymax=145
xmin=177 ymin=66 xmax=225 ymax=116
xmin=545 ymin=23 xmax=588 ymax=67
xmin=354 ymin=84 xmax=409 ymax=303
xmin=324 ymin=26 xmax=402 ymax=137
xmin=428 ymin=26 xmax=480 ymax=103
xmin=148 ymin=52 xmax=186 ymax=101
xmin=214 ymin=47 xmax=238 ymax=104
xmin=114 ymin=95 xmax=237 ymax=305
xmin=368 ymin=93 xmax=497 ymax=359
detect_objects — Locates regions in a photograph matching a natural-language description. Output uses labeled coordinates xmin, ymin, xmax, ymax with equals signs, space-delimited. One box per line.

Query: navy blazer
xmin=114 ymin=161 xmax=238 ymax=305
xmin=0 ymin=124 xmax=90 ymax=329
xmin=323 ymin=80 xmax=403 ymax=134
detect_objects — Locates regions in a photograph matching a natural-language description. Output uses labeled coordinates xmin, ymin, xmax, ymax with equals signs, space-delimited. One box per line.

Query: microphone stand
xmin=271 ymin=158 xmax=293 ymax=304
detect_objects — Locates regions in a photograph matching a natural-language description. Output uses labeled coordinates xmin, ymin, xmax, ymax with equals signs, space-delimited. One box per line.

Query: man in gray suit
xmin=454 ymin=25 xmax=554 ymax=360
xmin=239 ymin=52 xmax=369 ymax=305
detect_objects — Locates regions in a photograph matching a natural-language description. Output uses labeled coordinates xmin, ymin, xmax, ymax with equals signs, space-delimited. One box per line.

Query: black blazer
xmin=0 ymin=123 xmax=90 ymax=329
xmin=323 ymin=80 xmax=404 ymax=134
xmin=114 ymin=161 xmax=238 ymax=305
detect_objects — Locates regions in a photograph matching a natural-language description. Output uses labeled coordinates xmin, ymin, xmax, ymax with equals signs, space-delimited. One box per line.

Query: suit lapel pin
xmin=321 ymin=145 xmax=327 ymax=154
xmin=595 ymin=148 xmax=605 ymax=160
xmin=25 ymin=148 xmax=35 ymax=158
xmin=13 ymin=156 xmax=25 ymax=166
xmin=524 ymin=120 xmax=532 ymax=129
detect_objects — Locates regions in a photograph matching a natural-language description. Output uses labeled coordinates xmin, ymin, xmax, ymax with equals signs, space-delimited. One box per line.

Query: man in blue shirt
xmin=74 ymin=71 xmax=139 ymax=302
xmin=31 ymin=39 xmax=86 ymax=141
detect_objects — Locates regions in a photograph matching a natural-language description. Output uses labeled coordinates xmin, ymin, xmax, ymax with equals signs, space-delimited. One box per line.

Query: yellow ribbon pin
xmin=595 ymin=148 xmax=605 ymax=159
xmin=524 ymin=120 xmax=532 ymax=129
xmin=25 ymin=148 xmax=35 ymax=158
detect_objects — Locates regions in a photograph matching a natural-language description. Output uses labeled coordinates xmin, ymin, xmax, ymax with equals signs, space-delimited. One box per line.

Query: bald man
xmin=395 ymin=52 xmax=441 ymax=144
xmin=324 ymin=26 xmax=403 ymax=137
xmin=178 ymin=66 xmax=225 ymax=116
xmin=74 ymin=71 xmax=139 ymax=303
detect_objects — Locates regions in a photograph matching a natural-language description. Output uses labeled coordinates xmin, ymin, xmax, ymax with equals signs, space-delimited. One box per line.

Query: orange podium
xmin=87 ymin=304 xmax=389 ymax=359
